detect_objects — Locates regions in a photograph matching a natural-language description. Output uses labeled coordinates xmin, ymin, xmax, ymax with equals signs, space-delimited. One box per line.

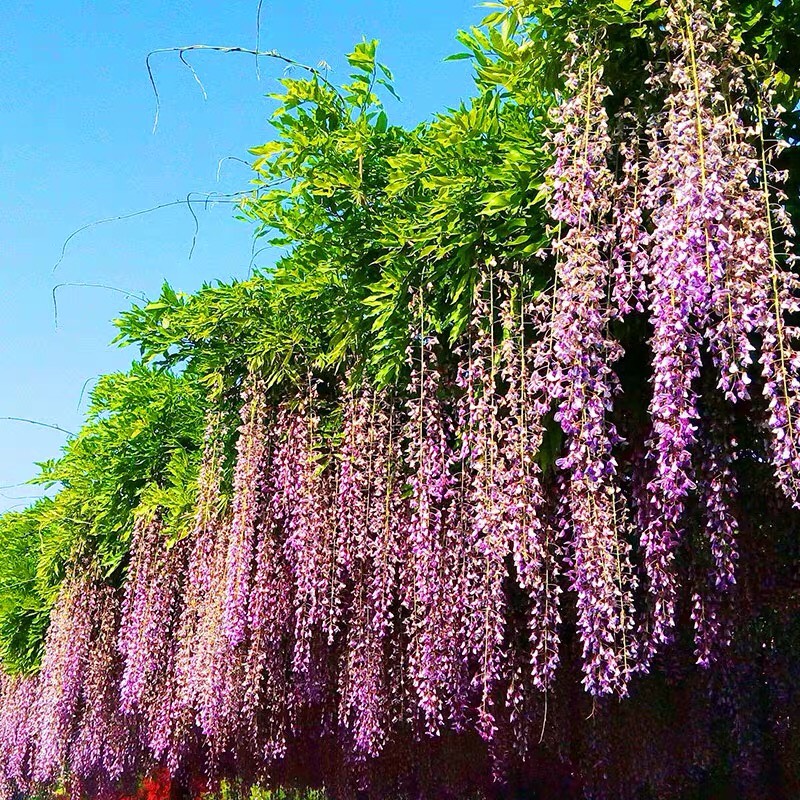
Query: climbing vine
xmin=2 ymin=1 xmax=800 ymax=798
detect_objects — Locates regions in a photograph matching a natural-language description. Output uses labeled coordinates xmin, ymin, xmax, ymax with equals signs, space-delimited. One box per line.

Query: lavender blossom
xmin=34 ymin=569 xmax=98 ymax=783
xmin=223 ymin=377 xmax=270 ymax=648
xmin=402 ymin=311 xmax=462 ymax=735
xmin=546 ymin=57 xmax=636 ymax=696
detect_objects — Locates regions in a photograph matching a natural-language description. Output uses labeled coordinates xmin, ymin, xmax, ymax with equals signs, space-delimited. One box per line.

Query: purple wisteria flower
xmin=222 ymin=377 xmax=271 ymax=649
xmin=402 ymin=310 xmax=462 ymax=735
xmin=35 ymin=569 xmax=98 ymax=783
xmin=546 ymin=56 xmax=636 ymax=696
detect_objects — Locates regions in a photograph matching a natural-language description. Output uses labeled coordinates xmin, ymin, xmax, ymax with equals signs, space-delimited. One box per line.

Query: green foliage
xmin=0 ymin=367 xmax=206 ymax=671
xmin=118 ymin=22 xmax=559 ymax=389
xmin=35 ymin=366 xmax=206 ymax=563
xmin=117 ymin=0 xmax=800 ymax=393
xmin=0 ymin=502 xmax=55 ymax=673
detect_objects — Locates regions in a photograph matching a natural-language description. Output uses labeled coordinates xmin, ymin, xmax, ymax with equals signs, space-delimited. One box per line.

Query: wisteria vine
xmin=2 ymin=1 xmax=800 ymax=798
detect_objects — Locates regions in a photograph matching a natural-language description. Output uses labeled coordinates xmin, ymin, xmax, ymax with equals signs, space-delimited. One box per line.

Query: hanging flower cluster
xmin=1 ymin=0 xmax=799 ymax=798
xmin=546 ymin=54 xmax=637 ymax=695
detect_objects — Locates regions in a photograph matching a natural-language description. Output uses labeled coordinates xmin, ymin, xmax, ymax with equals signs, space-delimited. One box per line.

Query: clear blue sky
xmin=0 ymin=0 xmax=482 ymax=513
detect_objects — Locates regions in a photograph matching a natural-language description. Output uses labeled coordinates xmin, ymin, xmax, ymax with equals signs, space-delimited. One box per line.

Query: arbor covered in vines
xmin=2 ymin=0 xmax=800 ymax=798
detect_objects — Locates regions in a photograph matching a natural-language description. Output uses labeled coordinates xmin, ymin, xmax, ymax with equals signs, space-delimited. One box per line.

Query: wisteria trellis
xmin=2 ymin=1 xmax=800 ymax=798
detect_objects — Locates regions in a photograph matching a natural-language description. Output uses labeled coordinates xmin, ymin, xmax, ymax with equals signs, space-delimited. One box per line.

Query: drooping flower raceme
xmin=402 ymin=310 xmax=462 ymax=735
xmin=337 ymin=387 xmax=402 ymax=757
xmin=546 ymin=56 xmax=636 ymax=696
xmin=0 ymin=674 xmax=38 ymax=800
xmin=456 ymin=268 xmax=514 ymax=736
xmin=242 ymin=413 xmax=293 ymax=762
xmin=691 ymin=413 xmax=739 ymax=668
xmin=172 ymin=412 xmax=225 ymax=768
xmin=637 ymin=5 xmax=719 ymax=661
xmin=223 ymin=377 xmax=271 ymax=649
xmin=35 ymin=568 xmax=99 ymax=783
xmin=274 ymin=386 xmax=336 ymax=685
xmin=69 ymin=584 xmax=136 ymax=792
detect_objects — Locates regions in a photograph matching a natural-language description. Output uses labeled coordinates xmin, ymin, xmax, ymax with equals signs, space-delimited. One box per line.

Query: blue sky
xmin=0 ymin=0 xmax=482 ymax=513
